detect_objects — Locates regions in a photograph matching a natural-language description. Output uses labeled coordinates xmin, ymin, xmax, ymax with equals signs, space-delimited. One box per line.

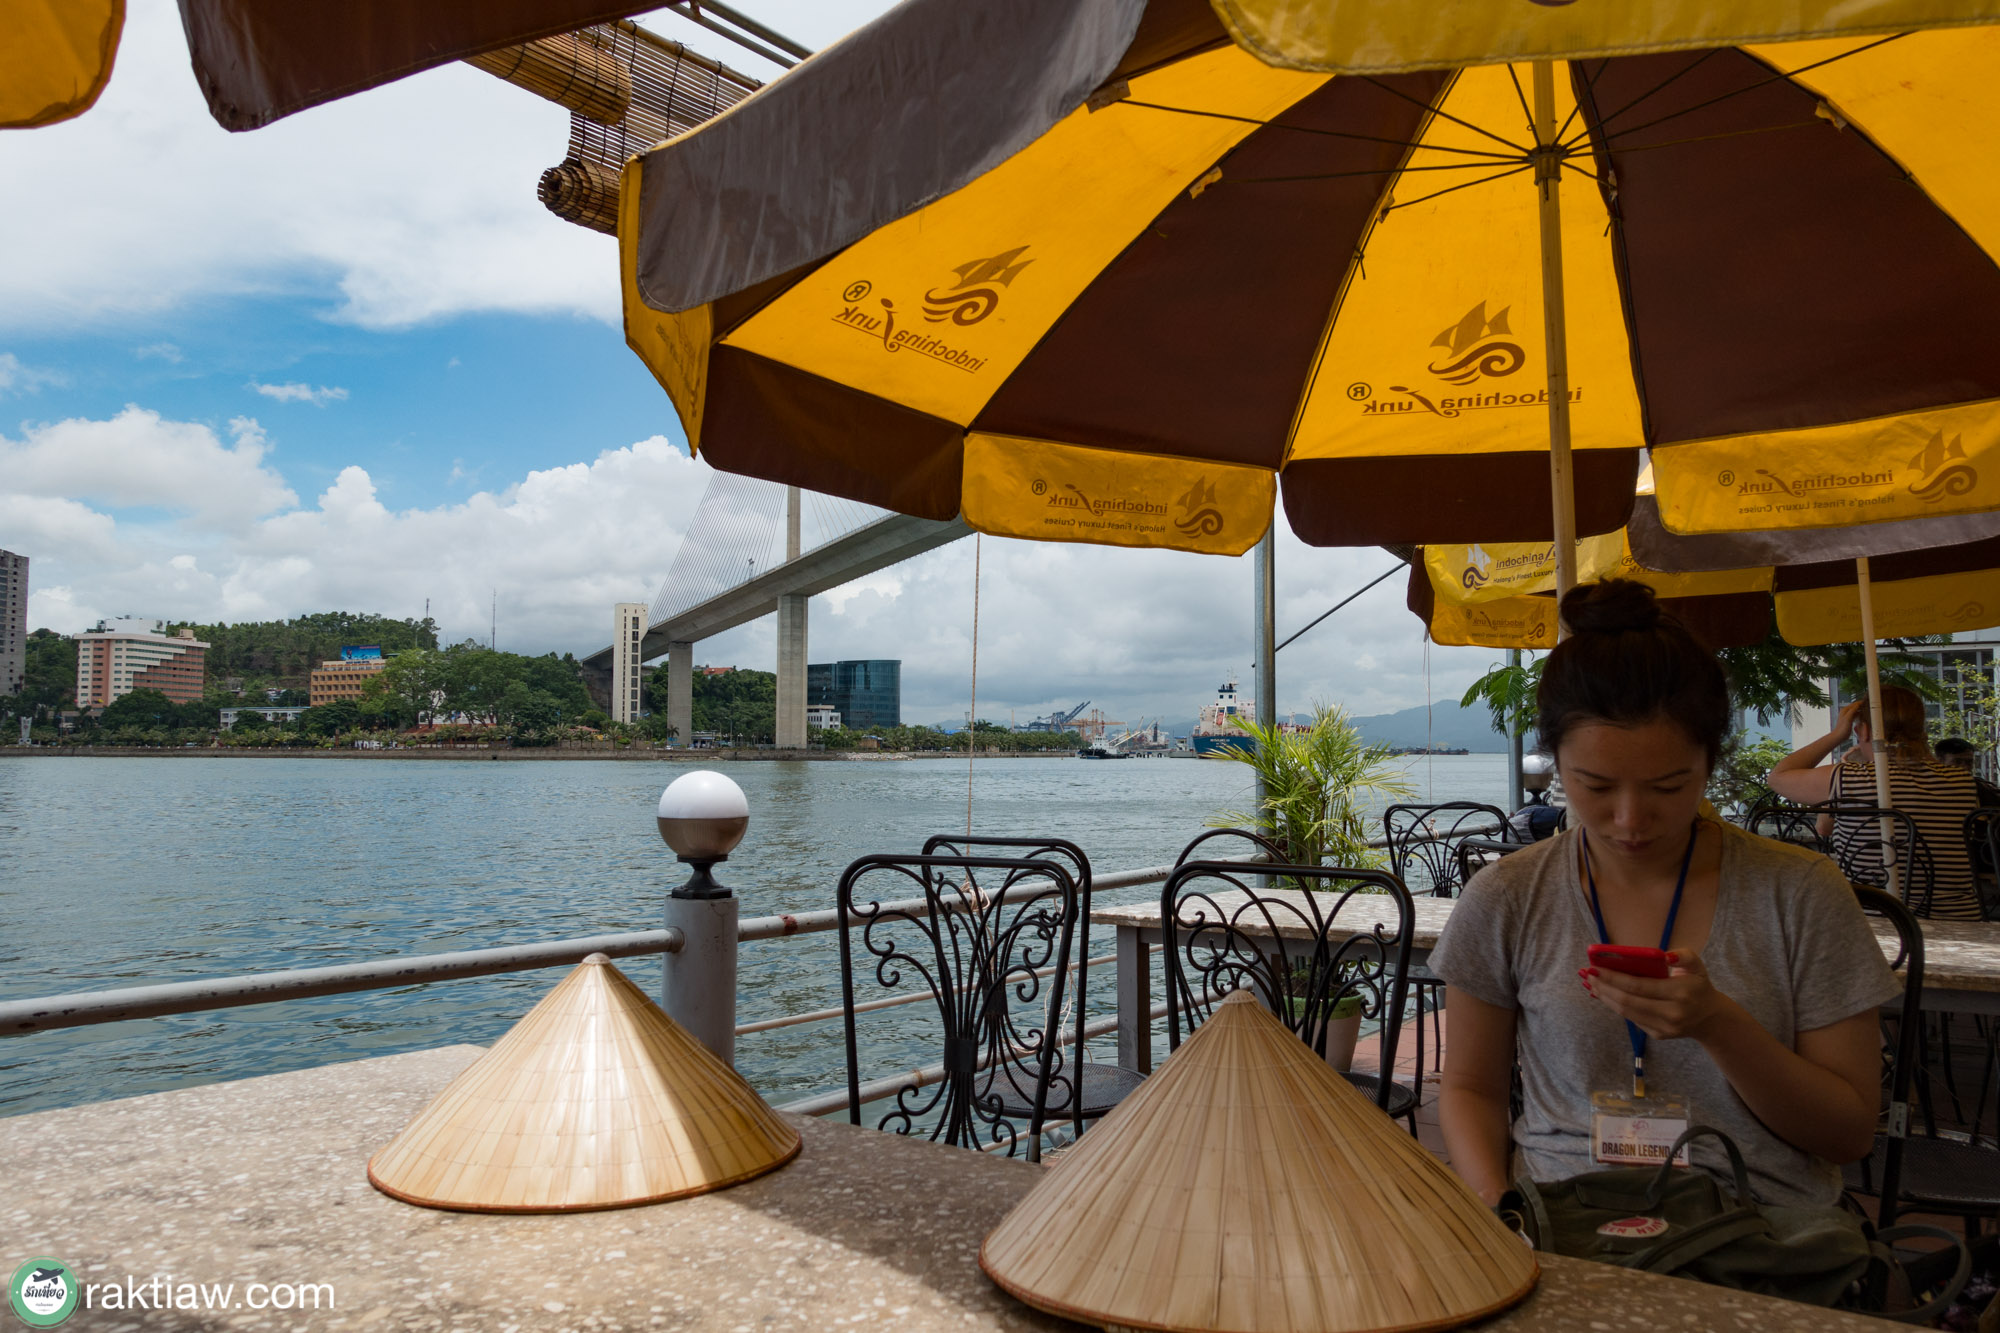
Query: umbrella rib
xmin=1584 ymin=49 xmax=1725 ymax=140
xmin=1603 ymin=120 xmax=1826 ymax=155
xmin=1552 ymin=59 xmax=1610 ymax=147
xmin=1362 ymin=77 xmax=1531 ymax=154
xmin=1504 ymin=62 xmax=1537 ymax=143
xmin=1592 ymin=33 xmax=1907 ymax=147
xmin=1233 ymin=159 xmax=1537 ymax=185
xmin=1380 ymin=163 xmax=1532 ymax=213
xmin=1118 ymin=99 xmax=1522 ymax=160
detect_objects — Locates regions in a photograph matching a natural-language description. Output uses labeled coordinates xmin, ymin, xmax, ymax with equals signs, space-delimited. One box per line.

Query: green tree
xmin=1706 ymin=732 xmax=1793 ymax=817
xmin=299 ymin=699 xmax=361 ymax=736
xmin=5 ymin=629 xmax=77 ymax=718
xmin=98 ymin=689 xmax=180 ymax=731
xmin=1210 ymin=706 xmax=1416 ymax=867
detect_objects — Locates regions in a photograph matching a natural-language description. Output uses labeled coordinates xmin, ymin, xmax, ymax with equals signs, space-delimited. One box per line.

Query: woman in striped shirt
xmin=1768 ymin=688 xmax=1982 ymax=919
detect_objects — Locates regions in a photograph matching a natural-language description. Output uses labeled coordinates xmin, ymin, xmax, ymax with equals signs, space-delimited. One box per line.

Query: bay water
xmin=0 ymin=752 xmax=1510 ymax=1118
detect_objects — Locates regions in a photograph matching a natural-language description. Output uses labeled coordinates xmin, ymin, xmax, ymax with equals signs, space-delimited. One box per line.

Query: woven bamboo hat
xmin=368 ymin=954 xmax=800 ymax=1212
xmin=981 ymin=990 xmax=1537 ymax=1333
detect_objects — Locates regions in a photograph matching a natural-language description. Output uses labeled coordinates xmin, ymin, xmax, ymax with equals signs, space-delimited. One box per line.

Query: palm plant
xmin=1209 ymin=706 xmax=1416 ymax=868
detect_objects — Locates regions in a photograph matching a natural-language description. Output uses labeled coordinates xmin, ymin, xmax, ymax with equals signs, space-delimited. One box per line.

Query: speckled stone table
xmin=5 ymin=1046 xmax=1899 ymax=1330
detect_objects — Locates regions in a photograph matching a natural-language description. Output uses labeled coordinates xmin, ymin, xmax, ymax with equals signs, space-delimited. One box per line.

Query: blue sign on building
xmin=807 ymin=660 xmax=900 ymax=730
xmin=341 ymin=645 xmax=384 ymax=662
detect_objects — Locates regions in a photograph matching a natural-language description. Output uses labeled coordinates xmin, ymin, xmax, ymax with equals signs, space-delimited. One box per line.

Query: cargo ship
xmin=1191 ymin=679 xmax=1256 ymax=756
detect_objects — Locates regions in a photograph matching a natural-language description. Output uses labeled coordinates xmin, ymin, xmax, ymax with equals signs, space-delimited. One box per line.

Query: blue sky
xmin=0 ymin=0 xmax=1504 ymax=725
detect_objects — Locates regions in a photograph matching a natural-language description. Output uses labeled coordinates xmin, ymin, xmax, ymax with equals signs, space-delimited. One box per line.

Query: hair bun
xmin=1560 ymin=578 xmax=1662 ymax=635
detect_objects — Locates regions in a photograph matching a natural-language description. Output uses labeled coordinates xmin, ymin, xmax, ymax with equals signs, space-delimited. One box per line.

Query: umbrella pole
xmin=1532 ymin=63 xmax=1579 ymax=627
xmin=1254 ymin=527 xmax=1278 ymax=812
xmin=1856 ymin=555 xmax=1901 ymax=898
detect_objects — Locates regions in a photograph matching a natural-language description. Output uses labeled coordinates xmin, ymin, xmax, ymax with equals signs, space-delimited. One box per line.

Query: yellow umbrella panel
xmin=1 ymin=0 xmax=122 ymax=130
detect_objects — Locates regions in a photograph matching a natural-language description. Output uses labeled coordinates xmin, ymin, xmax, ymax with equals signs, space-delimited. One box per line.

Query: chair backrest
xmin=1853 ymin=883 xmax=1924 ymax=1226
xmin=835 ymin=852 xmax=1080 ymax=1159
xmin=1173 ymin=826 xmax=1288 ymax=871
xmin=1826 ymin=805 xmax=1939 ymax=916
xmin=1966 ymin=808 xmax=2000 ymax=890
xmin=1744 ymin=796 xmax=1832 ymax=853
xmin=1454 ymin=836 xmax=1528 ymax=889
xmin=1383 ymin=802 xmax=1512 ymax=896
xmin=1161 ymin=859 xmax=1415 ymax=1113
xmin=922 ymin=834 xmax=1095 ymax=1056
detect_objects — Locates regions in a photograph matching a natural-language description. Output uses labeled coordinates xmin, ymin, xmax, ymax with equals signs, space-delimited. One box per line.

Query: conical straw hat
xmin=368 ymin=954 xmax=800 ymax=1212
xmin=981 ymin=990 xmax=1537 ymax=1333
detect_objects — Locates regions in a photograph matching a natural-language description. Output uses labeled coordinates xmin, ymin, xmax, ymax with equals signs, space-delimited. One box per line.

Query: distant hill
xmin=1347 ymin=703 xmax=1510 ymax=753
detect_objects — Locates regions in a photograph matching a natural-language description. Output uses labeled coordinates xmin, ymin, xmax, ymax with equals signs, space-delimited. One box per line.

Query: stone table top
xmin=5 ymin=1045 xmax=1899 ymax=1329
xmin=1094 ymin=890 xmax=2000 ymax=995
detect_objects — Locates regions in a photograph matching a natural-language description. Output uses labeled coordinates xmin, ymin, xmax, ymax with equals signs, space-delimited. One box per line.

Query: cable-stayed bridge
xmin=581 ymin=474 xmax=968 ymax=744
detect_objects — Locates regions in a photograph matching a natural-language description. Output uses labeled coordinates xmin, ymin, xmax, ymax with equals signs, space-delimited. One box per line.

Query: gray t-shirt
xmin=1428 ymin=819 xmax=1902 ymax=1207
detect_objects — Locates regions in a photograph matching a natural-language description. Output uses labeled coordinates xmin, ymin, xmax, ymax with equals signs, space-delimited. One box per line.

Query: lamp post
xmin=656 ymin=770 xmax=748 ymax=1064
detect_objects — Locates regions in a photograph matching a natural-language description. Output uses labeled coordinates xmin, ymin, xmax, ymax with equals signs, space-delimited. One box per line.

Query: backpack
xmin=1498 ymin=1126 xmax=1967 ymax=1321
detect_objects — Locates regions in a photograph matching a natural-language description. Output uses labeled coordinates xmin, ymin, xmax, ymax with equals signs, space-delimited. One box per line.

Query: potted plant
xmin=1281 ymin=958 xmax=1366 ymax=1072
xmin=1210 ymin=705 xmax=1415 ymax=867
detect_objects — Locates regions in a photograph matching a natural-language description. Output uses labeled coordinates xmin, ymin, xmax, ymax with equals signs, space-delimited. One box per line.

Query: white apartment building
xmin=612 ymin=602 xmax=648 ymax=724
xmin=806 ymin=704 xmax=841 ymax=730
xmin=0 ymin=550 xmax=25 ymax=696
xmin=75 ymin=618 xmax=210 ymax=708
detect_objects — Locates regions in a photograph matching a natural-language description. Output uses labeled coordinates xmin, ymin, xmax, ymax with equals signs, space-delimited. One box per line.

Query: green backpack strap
xmin=1616 ymin=1209 xmax=1770 ymax=1276
xmin=1868 ymin=1224 xmax=1971 ymax=1324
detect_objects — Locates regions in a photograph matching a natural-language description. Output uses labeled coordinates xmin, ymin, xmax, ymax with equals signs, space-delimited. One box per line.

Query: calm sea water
xmin=0 ymin=752 xmax=1510 ymax=1118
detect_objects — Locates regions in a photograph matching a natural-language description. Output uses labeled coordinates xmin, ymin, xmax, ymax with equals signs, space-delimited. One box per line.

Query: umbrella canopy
xmin=622 ymin=0 xmax=2000 ymax=562
xmin=2 ymin=0 xmax=122 ymax=129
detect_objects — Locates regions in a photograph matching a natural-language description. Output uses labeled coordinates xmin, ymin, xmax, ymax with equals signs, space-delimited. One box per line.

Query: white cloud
xmin=1 ymin=408 xmax=295 ymax=528
xmin=250 ymin=381 xmax=349 ymax=406
xmin=0 ymin=352 xmax=63 ymax=396
xmin=134 ymin=342 xmax=184 ymax=362
xmin=14 ymin=408 xmax=1501 ymax=721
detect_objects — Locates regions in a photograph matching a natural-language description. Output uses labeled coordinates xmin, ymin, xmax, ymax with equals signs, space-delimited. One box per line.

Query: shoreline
xmin=0 ymin=745 xmax=1088 ymax=763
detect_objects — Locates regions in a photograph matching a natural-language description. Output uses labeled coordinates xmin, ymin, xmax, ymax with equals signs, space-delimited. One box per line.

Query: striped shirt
xmin=1830 ymin=760 xmax=1982 ymax=920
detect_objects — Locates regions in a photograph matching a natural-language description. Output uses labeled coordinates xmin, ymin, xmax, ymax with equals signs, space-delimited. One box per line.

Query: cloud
xmin=0 ymin=352 xmax=63 ymax=396
xmin=251 ymin=381 xmax=349 ymax=406
xmin=134 ymin=342 xmax=184 ymax=362
xmin=15 ymin=408 xmax=1501 ymax=723
xmin=1 ymin=408 xmax=295 ymax=528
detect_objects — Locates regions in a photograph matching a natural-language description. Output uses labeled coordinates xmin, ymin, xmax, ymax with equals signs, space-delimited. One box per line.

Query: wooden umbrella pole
xmin=1856 ymin=556 xmax=1901 ymax=897
xmin=1532 ymin=62 xmax=1578 ymax=632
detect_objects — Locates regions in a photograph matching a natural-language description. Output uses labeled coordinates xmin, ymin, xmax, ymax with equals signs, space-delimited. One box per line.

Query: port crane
xmin=1025 ymin=700 xmax=1092 ymax=733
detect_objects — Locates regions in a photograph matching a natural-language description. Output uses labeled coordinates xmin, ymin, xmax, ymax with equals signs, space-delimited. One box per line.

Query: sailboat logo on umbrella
xmin=1462 ymin=543 xmax=1493 ymax=589
xmin=1173 ymin=477 xmax=1224 ymax=537
xmin=923 ymin=246 xmax=1033 ymax=326
xmin=1908 ymin=431 xmax=1975 ymax=503
xmin=1427 ymin=301 xmax=1526 ymax=385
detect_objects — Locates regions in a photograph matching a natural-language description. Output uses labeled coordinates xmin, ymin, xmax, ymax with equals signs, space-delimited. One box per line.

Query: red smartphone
xmin=1588 ymin=944 xmax=1672 ymax=979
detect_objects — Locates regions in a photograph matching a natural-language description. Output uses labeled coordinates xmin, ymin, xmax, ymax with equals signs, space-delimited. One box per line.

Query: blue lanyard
xmin=1581 ymin=821 xmax=1698 ymax=1098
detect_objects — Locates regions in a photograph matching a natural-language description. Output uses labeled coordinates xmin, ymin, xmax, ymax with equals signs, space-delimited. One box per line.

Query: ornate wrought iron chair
xmin=1454 ymin=835 xmax=1527 ymax=887
xmin=1383 ymin=802 xmax=1513 ymax=1093
xmin=1162 ymin=858 xmax=1418 ymax=1130
xmin=1824 ymin=805 xmax=1940 ymax=918
xmin=1744 ymin=795 xmax=1834 ymax=853
xmin=836 ymin=852 xmax=1082 ymax=1160
xmin=1966 ymin=809 xmax=2000 ymax=921
xmin=920 ymin=834 xmax=1144 ymax=1122
xmin=1173 ymin=826 xmax=1289 ymax=871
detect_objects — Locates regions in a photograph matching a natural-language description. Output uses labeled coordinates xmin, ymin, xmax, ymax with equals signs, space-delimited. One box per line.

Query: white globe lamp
xmin=657 ymin=771 xmax=749 ymax=899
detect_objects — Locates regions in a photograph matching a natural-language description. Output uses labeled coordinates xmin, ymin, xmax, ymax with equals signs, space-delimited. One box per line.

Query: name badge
xmin=1590 ymin=1091 xmax=1691 ymax=1167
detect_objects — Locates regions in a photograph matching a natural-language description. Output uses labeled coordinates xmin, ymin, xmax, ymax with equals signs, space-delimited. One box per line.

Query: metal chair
xmin=1162 ymin=858 xmax=1418 ymax=1130
xmin=1173 ymin=825 xmax=1289 ymax=870
xmin=1824 ymin=805 xmax=1940 ymax=918
xmin=1454 ymin=835 xmax=1528 ymax=887
xmin=1841 ymin=884 xmax=2000 ymax=1235
xmin=1744 ymin=795 xmax=1834 ymax=853
xmin=920 ymin=833 xmax=1143 ymax=1122
xmin=1383 ymin=803 xmax=1513 ymax=1095
xmin=1966 ymin=809 xmax=2000 ymax=921
xmin=836 ymin=852 xmax=1082 ymax=1160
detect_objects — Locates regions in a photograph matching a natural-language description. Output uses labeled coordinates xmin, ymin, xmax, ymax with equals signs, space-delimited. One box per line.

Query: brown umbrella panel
xmin=367 ymin=954 xmax=800 ymax=1213
xmin=980 ymin=990 xmax=1537 ymax=1333
xmin=624 ymin=0 xmax=2000 ymax=557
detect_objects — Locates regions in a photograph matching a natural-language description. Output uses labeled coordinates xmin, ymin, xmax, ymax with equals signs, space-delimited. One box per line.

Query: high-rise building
xmin=0 ymin=550 xmax=25 ymax=696
xmin=807 ymin=659 xmax=901 ymax=731
xmin=612 ymin=602 xmax=647 ymax=724
xmin=75 ymin=618 xmax=209 ymax=707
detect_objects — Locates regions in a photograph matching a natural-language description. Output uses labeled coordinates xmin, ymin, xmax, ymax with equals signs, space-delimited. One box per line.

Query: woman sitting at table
xmin=1431 ymin=580 xmax=1900 ymax=1208
xmin=1768 ymin=689 xmax=1982 ymax=920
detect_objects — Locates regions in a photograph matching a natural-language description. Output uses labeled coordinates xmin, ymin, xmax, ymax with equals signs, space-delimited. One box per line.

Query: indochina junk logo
xmin=1426 ymin=302 xmax=1525 ymax=385
xmin=1910 ymin=430 xmax=1976 ymax=503
xmin=1352 ymin=298 xmax=1576 ymax=420
xmin=832 ymin=246 xmax=1033 ymax=375
xmin=1174 ymin=478 xmax=1224 ymax=537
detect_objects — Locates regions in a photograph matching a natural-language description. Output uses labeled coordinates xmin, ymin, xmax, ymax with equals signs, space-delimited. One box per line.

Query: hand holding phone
xmin=1587 ymin=943 xmax=1672 ymax=979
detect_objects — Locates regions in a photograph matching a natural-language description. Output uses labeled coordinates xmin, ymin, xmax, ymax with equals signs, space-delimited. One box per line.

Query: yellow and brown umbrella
xmin=621 ymin=0 xmax=2000 ymax=568
xmin=1 ymin=0 xmax=122 ymax=129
